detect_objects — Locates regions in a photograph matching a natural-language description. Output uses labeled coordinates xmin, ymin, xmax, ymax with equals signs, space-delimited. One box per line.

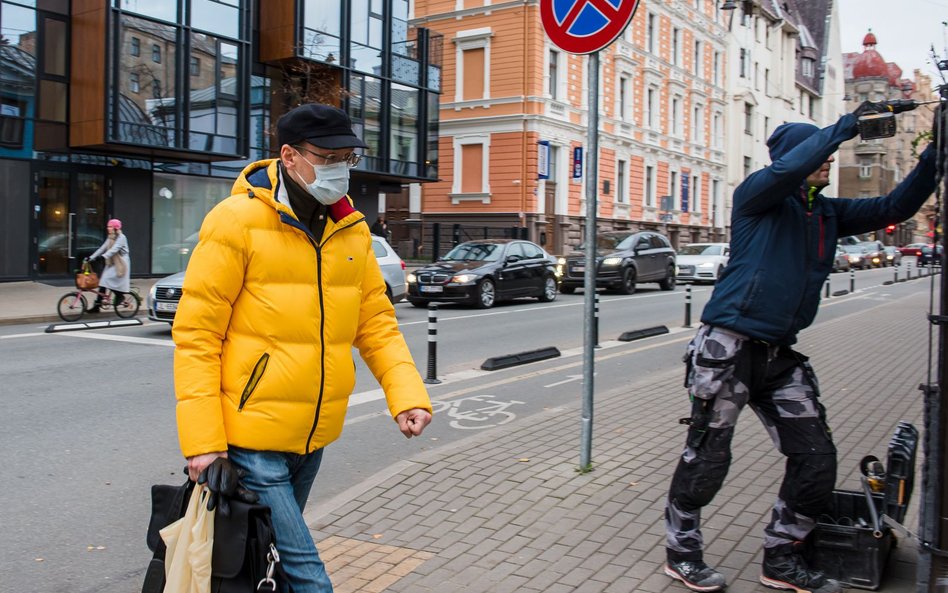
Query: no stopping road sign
xmin=540 ymin=0 xmax=641 ymax=55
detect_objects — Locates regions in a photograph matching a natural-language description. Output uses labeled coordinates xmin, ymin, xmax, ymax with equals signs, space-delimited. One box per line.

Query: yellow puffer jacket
xmin=173 ymin=159 xmax=430 ymax=457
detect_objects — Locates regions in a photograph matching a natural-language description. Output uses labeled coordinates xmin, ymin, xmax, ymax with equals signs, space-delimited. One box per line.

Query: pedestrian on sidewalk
xmin=173 ymin=103 xmax=432 ymax=593
xmin=84 ymin=218 xmax=130 ymax=313
xmin=664 ymin=104 xmax=942 ymax=593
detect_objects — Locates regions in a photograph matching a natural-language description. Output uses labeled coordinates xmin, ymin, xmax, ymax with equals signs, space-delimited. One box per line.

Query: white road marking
xmin=0 ymin=332 xmax=45 ymax=339
xmin=56 ymin=332 xmax=175 ymax=347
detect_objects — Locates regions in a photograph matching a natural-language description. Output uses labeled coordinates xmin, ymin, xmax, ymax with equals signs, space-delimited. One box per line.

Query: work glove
xmin=197 ymin=457 xmax=259 ymax=516
xmin=853 ymin=101 xmax=890 ymax=118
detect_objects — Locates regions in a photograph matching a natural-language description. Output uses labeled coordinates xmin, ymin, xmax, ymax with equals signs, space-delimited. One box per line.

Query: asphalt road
xmin=0 ymin=263 xmax=936 ymax=593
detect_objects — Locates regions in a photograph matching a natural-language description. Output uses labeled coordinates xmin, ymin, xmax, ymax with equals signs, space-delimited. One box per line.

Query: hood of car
xmin=416 ymin=260 xmax=492 ymax=275
xmin=566 ymin=248 xmax=625 ymax=260
xmin=155 ymin=271 xmax=186 ymax=288
xmin=676 ymin=254 xmax=724 ymax=265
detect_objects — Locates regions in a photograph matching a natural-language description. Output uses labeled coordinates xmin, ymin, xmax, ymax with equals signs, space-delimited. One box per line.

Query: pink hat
xmin=107 ymin=218 xmax=122 ymax=230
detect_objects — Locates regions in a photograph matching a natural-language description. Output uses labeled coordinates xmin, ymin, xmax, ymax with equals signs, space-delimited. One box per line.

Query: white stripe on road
xmin=0 ymin=332 xmax=45 ymax=339
xmin=56 ymin=332 xmax=175 ymax=347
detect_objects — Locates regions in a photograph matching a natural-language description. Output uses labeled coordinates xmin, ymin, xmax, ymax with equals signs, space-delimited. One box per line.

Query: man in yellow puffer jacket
xmin=173 ymin=103 xmax=432 ymax=593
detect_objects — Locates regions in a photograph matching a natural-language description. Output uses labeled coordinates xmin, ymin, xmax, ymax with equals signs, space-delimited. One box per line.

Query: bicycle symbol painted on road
xmin=431 ymin=395 xmax=525 ymax=430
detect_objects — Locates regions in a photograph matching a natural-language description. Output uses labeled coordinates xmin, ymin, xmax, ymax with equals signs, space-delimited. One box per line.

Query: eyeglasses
xmin=294 ymin=146 xmax=363 ymax=168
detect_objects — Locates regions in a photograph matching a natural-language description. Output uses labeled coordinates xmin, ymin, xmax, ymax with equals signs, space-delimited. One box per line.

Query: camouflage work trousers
xmin=665 ymin=324 xmax=837 ymax=562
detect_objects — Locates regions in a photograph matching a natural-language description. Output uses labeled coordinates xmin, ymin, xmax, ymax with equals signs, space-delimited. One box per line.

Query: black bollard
xmin=684 ymin=284 xmax=693 ymax=328
xmin=424 ymin=303 xmax=441 ymax=384
xmin=850 ymin=268 xmax=855 ymax=293
xmin=894 ymin=263 xmax=899 ymax=283
xmin=825 ymin=279 xmax=830 ymax=298
xmin=593 ymin=291 xmax=600 ymax=349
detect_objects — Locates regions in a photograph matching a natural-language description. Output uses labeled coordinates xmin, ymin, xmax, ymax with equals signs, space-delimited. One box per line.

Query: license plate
xmin=420 ymin=285 xmax=443 ymax=293
xmin=156 ymin=302 xmax=178 ymax=312
xmin=572 ymin=266 xmax=584 ymax=273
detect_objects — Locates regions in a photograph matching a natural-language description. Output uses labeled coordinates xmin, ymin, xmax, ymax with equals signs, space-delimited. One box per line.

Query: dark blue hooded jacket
xmin=701 ymin=113 xmax=937 ymax=345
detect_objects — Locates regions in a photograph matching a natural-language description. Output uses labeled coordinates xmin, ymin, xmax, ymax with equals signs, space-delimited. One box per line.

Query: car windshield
xmin=442 ymin=243 xmax=503 ymax=262
xmin=678 ymin=244 xmax=721 ymax=256
xmin=841 ymin=245 xmax=865 ymax=253
xmin=577 ymin=232 xmax=636 ymax=251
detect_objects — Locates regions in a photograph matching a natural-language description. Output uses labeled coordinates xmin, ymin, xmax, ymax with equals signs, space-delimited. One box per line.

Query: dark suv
xmin=559 ymin=231 xmax=676 ymax=294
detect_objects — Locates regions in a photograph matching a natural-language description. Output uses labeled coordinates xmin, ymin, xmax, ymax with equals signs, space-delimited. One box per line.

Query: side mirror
xmin=505 ymin=255 xmax=521 ymax=265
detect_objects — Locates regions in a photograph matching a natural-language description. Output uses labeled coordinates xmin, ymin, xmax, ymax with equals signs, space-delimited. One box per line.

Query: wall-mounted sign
xmin=538 ymin=141 xmax=550 ymax=180
xmin=572 ymin=146 xmax=583 ymax=179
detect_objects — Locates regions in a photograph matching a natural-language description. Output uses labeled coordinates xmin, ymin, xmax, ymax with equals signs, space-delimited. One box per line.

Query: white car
xmin=676 ymin=243 xmax=730 ymax=284
xmin=148 ymin=235 xmax=408 ymax=324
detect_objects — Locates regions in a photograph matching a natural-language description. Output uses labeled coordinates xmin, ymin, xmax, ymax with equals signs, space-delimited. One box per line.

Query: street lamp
xmin=719 ymin=0 xmax=738 ymax=9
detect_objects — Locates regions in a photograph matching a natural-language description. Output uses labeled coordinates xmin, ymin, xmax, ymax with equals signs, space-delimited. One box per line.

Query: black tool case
xmin=806 ymin=422 xmax=917 ymax=590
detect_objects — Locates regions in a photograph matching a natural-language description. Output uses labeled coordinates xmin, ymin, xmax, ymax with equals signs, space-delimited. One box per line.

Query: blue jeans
xmin=227 ymin=446 xmax=333 ymax=593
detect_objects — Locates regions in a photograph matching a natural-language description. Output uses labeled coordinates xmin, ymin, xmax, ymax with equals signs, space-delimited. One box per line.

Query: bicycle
xmin=57 ymin=285 xmax=141 ymax=322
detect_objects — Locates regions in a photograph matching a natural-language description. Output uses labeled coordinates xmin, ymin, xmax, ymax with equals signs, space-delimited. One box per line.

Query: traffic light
xmin=885 ymin=224 xmax=896 ymax=235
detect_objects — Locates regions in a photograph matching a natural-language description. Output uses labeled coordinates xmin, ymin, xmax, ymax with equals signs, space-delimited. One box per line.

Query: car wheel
xmin=559 ymin=285 xmax=576 ymax=294
xmin=538 ymin=276 xmax=557 ymax=302
xmin=659 ymin=266 xmax=676 ymax=291
xmin=475 ymin=279 xmax=496 ymax=308
xmin=409 ymin=299 xmax=427 ymax=308
xmin=617 ymin=267 xmax=637 ymax=295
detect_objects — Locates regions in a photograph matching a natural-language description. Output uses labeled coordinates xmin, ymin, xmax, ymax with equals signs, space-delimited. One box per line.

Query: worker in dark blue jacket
xmin=663 ymin=105 xmax=940 ymax=593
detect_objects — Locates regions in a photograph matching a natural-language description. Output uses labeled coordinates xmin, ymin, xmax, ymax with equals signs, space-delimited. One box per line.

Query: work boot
xmin=665 ymin=551 xmax=727 ymax=592
xmin=760 ymin=544 xmax=840 ymax=593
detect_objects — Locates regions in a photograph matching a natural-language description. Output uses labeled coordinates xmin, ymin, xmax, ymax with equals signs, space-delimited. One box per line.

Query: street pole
xmin=580 ymin=51 xmax=599 ymax=472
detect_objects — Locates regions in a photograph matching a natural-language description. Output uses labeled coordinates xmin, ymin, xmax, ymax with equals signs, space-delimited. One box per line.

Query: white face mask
xmin=293 ymin=152 xmax=350 ymax=205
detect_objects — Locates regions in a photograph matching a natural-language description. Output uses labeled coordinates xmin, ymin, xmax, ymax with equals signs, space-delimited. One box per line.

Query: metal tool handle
xmin=861 ymin=476 xmax=884 ymax=538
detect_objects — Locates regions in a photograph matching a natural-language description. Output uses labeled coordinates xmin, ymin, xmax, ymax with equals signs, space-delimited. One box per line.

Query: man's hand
xmin=853 ymin=101 xmax=890 ymax=118
xmin=396 ymin=408 xmax=432 ymax=438
xmin=195 ymin=456 xmax=259 ymax=516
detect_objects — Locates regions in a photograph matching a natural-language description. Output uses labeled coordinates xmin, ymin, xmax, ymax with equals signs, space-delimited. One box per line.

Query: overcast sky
xmin=837 ymin=0 xmax=948 ymax=86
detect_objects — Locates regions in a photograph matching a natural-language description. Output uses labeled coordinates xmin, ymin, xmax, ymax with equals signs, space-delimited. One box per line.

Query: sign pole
xmin=580 ymin=51 xmax=599 ymax=472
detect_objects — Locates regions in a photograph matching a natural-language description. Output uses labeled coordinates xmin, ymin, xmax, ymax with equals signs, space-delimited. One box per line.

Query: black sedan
xmin=919 ymin=245 xmax=944 ymax=266
xmin=559 ymin=230 xmax=676 ymax=294
xmin=407 ymin=239 xmax=558 ymax=309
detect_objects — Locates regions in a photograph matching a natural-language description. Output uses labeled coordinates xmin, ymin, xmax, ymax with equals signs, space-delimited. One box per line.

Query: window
xmin=764 ymin=68 xmax=770 ymax=95
xmin=692 ymin=174 xmax=700 ymax=213
xmin=462 ymin=48 xmax=485 ymax=100
xmin=671 ymin=95 xmax=682 ymax=137
xmin=739 ymin=48 xmax=749 ymax=78
xmin=754 ymin=62 xmax=759 ymax=90
xmin=644 ymin=165 xmax=656 ymax=207
xmin=672 ymin=28 xmax=681 ymax=66
xmin=713 ymin=51 xmax=721 ymax=85
xmin=617 ymin=159 xmax=627 ymax=203
xmin=743 ymin=156 xmax=752 ymax=177
xmin=712 ymin=179 xmax=721 ymax=225
xmin=763 ymin=116 xmax=770 ymax=138
xmin=670 ymin=171 xmax=679 ymax=209
xmin=190 ymin=56 xmax=200 ymax=76
xmin=461 ymin=144 xmax=484 ymax=193
xmin=302 ymin=0 xmax=341 ymax=63
xmin=694 ymin=40 xmax=702 ymax=78
xmin=647 ymin=13 xmax=657 ymax=53
xmin=744 ymin=103 xmax=753 ymax=135
xmin=646 ymin=86 xmax=658 ymax=129
xmin=802 ymin=58 xmax=814 ymax=77
xmin=860 ymin=158 xmax=872 ymax=178
xmin=131 ymin=37 xmax=140 ymax=56
xmin=809 ymin=96 xmax=815 ymax=118
xmin=130 ymin=72 xmax=140 ymax=93
xmin=548 ymin=49 xmax=559 ymax=100
xmin=618 ymin=76 xmax=630 ymax=120
xmin=692 ymin=104 xmax=703 ymax=143
xmin=712 ymin=112 xmax=722 ymax=148
xmin=152 ymin=44 xmax=161 ymax=63
xmin=152 ymin=79 xmax=161 ymax=98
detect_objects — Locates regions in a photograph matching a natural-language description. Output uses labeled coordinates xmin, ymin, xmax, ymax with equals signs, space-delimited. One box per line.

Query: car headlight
xmin=697 ymin=262 xmax=715 ymax=268
xmin=557 ymin=257 xmax=566 ymax=265
xmin=406 ymin=272 xmax=417 ymax=283
xmin=149 ymin=283 xmax=158 ymax=303
xmin=602 ymin=257 xmax=623 ymax=266
xmin=848 ymin=256 xmax=859 ymax=263
xmin=452 ymin=274 xmax=476 ymax=283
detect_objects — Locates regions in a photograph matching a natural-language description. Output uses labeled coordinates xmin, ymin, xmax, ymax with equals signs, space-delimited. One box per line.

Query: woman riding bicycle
xmin=84 ymin=218 xmax=130 ymax=313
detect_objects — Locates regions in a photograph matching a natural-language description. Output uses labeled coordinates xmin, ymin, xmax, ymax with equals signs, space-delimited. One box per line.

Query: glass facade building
xmin=0 ymin=0 xmax=441 ymax=280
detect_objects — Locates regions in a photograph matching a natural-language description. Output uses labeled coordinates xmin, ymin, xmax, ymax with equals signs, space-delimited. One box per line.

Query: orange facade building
xmin=412 ymin=0 xmax=730 ymax=255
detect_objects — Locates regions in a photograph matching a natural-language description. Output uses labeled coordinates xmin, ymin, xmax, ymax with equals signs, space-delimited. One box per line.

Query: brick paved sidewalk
xmin=311 ymin=290 xmax=932 ymax=593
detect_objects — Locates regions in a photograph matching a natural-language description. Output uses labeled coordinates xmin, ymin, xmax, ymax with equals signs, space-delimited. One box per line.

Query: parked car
xmin=839 ymin=244 xmax=870 ymax=270
xmin=857 ymin=240 xmax=886 ymax=267
xmin=406 ymin=239 xmax=558 ymax=309
xmin=148 ymin=236 xmax=408 ymax=323
xmin=559 ymin=231 xmax=676 ymax=295
xmin=372 ymin=235 xmax=407 ymax=303
xmin=898 ymin=243 xmax=927 ymax=256
xmin=919 ymin=244 xmax=944 ymax=266
xmin=832 ymin=248 xmax=851 ymax=273
xmin=883 ymin=246 xmax=903 ymax=267
xmin=675 ymin=243 xmax=729 ymax=284
xmin=37 ymin=233 xmax=104 ymax=273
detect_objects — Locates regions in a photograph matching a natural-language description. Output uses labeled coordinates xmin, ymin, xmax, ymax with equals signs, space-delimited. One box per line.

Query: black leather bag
xmin=141 ymin=480 xmax=284 ymax=593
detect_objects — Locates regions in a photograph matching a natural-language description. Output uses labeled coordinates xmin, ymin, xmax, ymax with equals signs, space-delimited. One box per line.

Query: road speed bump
xmin=481 ymin=347 xmax=561 ymax=371
xmin=618 ymin=325 xmax=669 ymax=342
xmin=45 ymin=318 xmax=143 ymax=333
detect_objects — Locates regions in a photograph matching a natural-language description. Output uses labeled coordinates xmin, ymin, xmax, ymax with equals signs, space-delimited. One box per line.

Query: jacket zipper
xmin=279 ymin=213 xmax=366 ymax=452
xmin=237 ymin=353 xmax=270 ymax=411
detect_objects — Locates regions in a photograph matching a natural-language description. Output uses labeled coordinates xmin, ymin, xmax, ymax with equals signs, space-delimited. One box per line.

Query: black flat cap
xmin=277 ymin=103 xmax=368 ymax=150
